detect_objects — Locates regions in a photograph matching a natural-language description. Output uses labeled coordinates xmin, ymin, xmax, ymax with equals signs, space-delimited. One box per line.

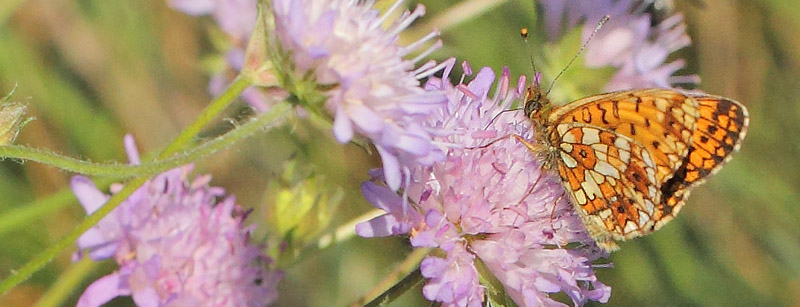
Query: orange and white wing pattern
xmin=541 ymin=89 xmax=748 ymax=251
xmin=660 ymin=95 xmax=749 ymax=211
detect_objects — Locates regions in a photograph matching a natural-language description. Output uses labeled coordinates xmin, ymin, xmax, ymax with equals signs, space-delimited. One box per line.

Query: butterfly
xmin=518 ymin=74 xmax=749 ymax=251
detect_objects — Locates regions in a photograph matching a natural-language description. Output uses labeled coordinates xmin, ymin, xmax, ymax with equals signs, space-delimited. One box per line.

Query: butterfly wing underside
xmin=554 ymin=122 xmax=666 ymax=251
xmin=544 ymin=89 xmax=748 ymax=251
xmin=660 ymin=96 xmax=749 ymax=210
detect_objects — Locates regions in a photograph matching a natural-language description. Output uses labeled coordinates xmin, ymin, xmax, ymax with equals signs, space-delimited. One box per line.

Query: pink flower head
xmin=540 ymin=0 xmax=698 ymax=91
xmin=72 ymin=135 xmax=282 ymax=307
xmin=272 ymin=0 xmax=448 ymax=190
xmin=358 ymin=61 xmax=611 ymax=306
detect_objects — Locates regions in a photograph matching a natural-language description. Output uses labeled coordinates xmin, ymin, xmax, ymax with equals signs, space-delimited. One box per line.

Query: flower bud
xmin=0 ymin=93 xmax=29 ymax=146
xmin=242 ymin=2 xmax=279 ymax=87
xmin=265 ymin=161 xmax=342 ymax=259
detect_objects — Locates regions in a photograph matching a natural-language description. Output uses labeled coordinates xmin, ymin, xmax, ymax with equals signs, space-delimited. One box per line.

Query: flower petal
xmin=70 ymin=176 xmax=109 ymax=214
xmin=76 ymin=272 xmax=130 ymax=307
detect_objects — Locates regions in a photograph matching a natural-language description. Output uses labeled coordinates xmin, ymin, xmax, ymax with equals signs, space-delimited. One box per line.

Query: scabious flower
xmin=357 ymin=61 xmax=611 ymax=306
xmin=171 ymin=0 xmax=447 ymax=190
xmin=540 ymin=0 xmax=698 ymax=91
xmin=272 ymin=0 xmax=448 ymax=191
xmin=72 ymin=135 xmax=282 ymax=307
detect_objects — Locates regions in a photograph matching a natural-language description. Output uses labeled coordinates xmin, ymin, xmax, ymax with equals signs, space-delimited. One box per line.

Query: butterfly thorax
xmin=523 ymin=84 xmax=561 ymax=170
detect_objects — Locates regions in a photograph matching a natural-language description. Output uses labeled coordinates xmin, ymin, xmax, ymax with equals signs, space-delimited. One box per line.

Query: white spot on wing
xmin=574 ymin=188 xmax=587 ymax=205
xmin=563 ymin=130 xmax=577 ymax=143
xmin=639 ymin=210 xmax=650 ymax=224
xmin=648 ymin=185 xmax=658 ymax=200
xmin=557 ymin=124 xmax=570 ymax=136
xmin=560 ymin=151 xmax=578 ymax=168
xmin=595 ymin=161 xmax=620 ymax=178
xmin=644 ymin=199 xmax=655 ymax=214
xmin=595 ymin=149 xmax=608 ymax=161
xmin=582 ymin=128 xmax=600 ymax=144
xmin=614 ymin=137 xmax=630 ymax=151
xmin=682 ymin=99 xmax=698 ymax=117
xmin=590 ymin=170 xmax=606 ymax=183
xmin=591 ymin=143 xmax=608 ymax=154
xmin=581 ymin=170 xmax=602 ymax=200
xmin=641 ymin=150 xmax=655 ymax=168
xmin=624 ymin=221 xmax=638 ymax=233
xmin=646 ymin=166 xmax=657 ymax=184
xmin=619 ymin=149 xmax=631 ymax=163
xmin=653 ymin=98 xmax=667 ymax=111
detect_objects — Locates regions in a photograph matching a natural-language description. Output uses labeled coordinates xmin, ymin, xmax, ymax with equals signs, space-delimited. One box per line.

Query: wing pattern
xmin=540 ymin=89 xmax=748 ymax=251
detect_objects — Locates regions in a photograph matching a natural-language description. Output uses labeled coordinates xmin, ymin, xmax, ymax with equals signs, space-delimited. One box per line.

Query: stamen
xmin=402 ymin=30 xmax=440 ymax=57
xmin=387 ymin=4 xmax=425 ymax=38
xmin=410 ymin=38 xmax=442 ymax=63
xmin=372 ymin=0 xmax=406 ymax=30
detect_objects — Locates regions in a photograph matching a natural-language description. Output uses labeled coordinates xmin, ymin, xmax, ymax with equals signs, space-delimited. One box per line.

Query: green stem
xmin=280 ymin=209 xmax=385 ymax=268
xmin=0 ymin=102 xmax=292 ymax=237
xmin=315 ymin=209 xmax=386 ymax=250
xmin=159 ymin=75 xmax=251 ymax=159
xmin=33 ymin=257 xmax=97 ymax=307
xmin=362 ymin=264 xmax=427 ymax=307
xmin=0 ymin=95 xmax=280 ymax=177
xmin=0 ymin=145 xmax=176 ymax=177
xmin=0 ymin=175 xmax=148 ymax=296
xmin=0 ymin=182 xmax=104 ymax=238
xmin=0 ymin=76 xmax=287 ymax=295
xmin=354 ymin=248 xmax=431 ymax=307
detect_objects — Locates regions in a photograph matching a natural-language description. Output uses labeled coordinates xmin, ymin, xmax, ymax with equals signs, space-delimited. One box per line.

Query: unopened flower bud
xmin=265 ymin=161 xmax=342 ymax=258
xmin=0 ymin=102 xmax=28 ymax=146
xmin=243 ymin=3 xmax=279 ymax=87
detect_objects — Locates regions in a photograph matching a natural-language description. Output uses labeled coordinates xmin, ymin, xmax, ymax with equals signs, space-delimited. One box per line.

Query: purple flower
xmin=73 ymin=135 xmax=282 ymax=307
xmin=540 ymin=0 xmax=698 ymax=91
xmin=420 ymin=244 xmax=482 ymax=307
xmin=272 ymin=0 xmax=448 ymax=191
xmin=358 ymin=62 xmax=611 ymax=306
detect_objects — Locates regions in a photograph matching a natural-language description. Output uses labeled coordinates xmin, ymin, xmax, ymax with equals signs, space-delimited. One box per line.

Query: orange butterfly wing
xmin=541 ymin=89 xmax=748 ymax=251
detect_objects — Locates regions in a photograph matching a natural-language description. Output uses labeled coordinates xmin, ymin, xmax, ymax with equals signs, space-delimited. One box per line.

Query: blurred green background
xmin=0 ymin=0 xmax=798 ymax=306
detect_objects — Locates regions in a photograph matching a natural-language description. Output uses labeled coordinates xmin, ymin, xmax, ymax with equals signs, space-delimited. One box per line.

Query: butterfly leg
xmin=465 ymin=133 xmax=549 ymax=155
xmin=465 ymin=133 xmax=518 ymax=150
xmin=548 ymin=190 xmax=568 ymax=248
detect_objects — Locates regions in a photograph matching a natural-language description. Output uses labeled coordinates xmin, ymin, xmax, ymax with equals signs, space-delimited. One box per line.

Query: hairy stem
xmin=0 ymin=76 xmax=291 ymax=295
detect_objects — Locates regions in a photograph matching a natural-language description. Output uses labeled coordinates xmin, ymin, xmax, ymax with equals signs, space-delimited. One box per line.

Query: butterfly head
xmin=523 ymin=72 xmax=550 ymax=120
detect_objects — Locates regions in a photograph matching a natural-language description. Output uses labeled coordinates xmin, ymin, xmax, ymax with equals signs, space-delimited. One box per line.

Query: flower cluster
xmin=357 ymin=61 xmax=611 ymax=306
xmin=73 ymin=136 xmax=282 ymax=307
xmin=540 ymin=0 xmax=697 ymax=91
xmin=271 ymin=0 xmax=448 ymax=190
xmin=172 ymin=0 xmax=448 ymax=191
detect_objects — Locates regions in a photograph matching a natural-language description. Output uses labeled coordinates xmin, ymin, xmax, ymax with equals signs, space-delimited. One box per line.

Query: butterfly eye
xmin=524 ymin=98 xmax=541 ymax=117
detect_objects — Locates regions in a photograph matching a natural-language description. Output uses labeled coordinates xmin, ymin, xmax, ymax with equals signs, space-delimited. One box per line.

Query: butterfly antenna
xmin=545 ymin=15 xmax=610 ymax=95
xmin=481 ymin=108 xmax=522 ymax=131
xmin=520 ymin=27 xmax=539 ymax=85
